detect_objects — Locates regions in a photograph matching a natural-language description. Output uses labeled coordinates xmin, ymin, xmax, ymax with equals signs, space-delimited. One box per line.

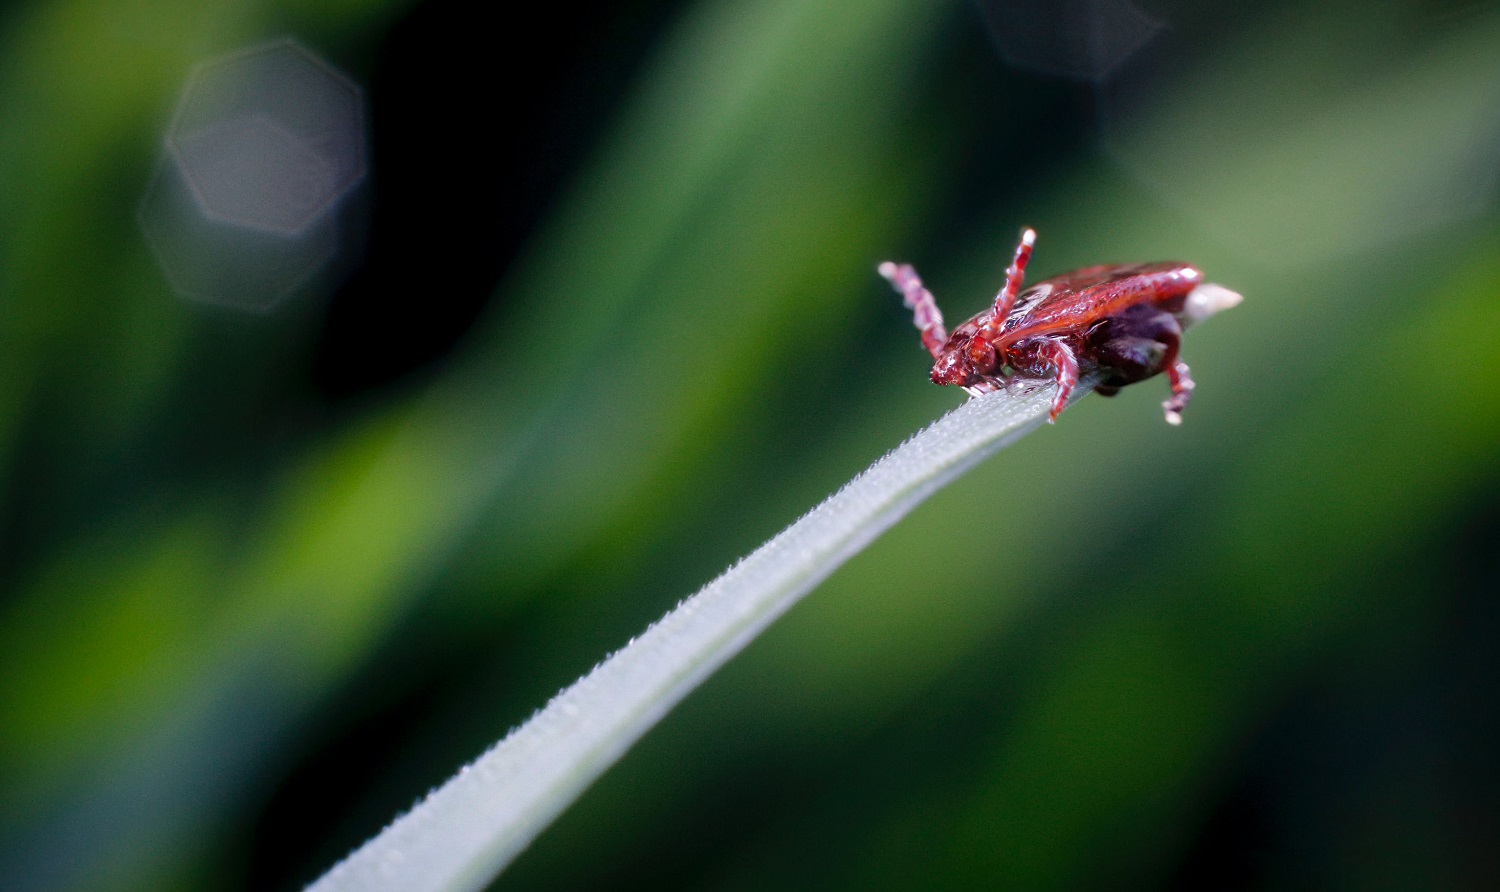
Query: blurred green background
xmin=2 ymin=0 xmax=1499 ymax=889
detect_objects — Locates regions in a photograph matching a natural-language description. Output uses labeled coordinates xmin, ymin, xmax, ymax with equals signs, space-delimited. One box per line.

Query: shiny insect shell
xmin=880 ymin=228 xmax=1217 ymax=425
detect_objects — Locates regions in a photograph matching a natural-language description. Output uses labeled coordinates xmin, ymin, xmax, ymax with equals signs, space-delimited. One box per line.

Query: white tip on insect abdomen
xmin=1179 ymin=283 xmax=1243 ymax=327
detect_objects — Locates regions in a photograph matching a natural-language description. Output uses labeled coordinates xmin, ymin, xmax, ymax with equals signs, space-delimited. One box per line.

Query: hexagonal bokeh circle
xmin=141 ymin=38 xmax=367 ymax=311
xmin=173 ymin=115 xmax=339 ymax=232
xmin=167 ymin=37 xmax=365 ymax=234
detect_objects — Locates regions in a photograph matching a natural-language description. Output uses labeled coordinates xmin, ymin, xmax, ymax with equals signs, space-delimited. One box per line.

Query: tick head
xmin=931 ymin=337 xmax=996 ymax=387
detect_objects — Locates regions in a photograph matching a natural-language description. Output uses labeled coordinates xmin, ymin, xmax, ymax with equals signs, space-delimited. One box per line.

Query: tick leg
xmin=1036 ymin=337 xmax=1079 ymax=424
xmin=878 ymin=261 xmax=947 ymax=358
xmin=977 ymin=227 xmax=1036 ymax=339
xmin=1093 ymin=310 xmax=1196 ymax=425
xmin=1163 ymin=357 xmax=1196 ymax=425
xmin=1153 ymin=325 xmax=1195 ymax=425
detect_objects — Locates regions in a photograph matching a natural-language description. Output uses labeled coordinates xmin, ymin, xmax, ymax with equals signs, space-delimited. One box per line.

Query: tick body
xmin=880 ymin=229 xmax=1230 ymax=425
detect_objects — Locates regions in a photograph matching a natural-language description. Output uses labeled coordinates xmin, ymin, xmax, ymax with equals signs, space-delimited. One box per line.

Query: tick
xmin=879 ymin=228 xmax=1239 ymax=425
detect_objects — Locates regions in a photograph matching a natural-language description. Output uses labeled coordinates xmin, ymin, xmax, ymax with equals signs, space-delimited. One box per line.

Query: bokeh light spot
xmin=976 ymin=0 xmax=1162 ymax=82
xmin=139 ymin=38 xmax=366 ymax=311
xmin=139 ymin=158 xmax=339 ymax=310
xmin=174 ymin=116 xmax=338 ymax=232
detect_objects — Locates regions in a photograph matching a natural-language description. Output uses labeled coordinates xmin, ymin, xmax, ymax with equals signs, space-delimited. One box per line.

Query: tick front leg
xmin=976 ymin=227 xmax=1036 ymax=340
xmin=878 ymin=261 xmax=948 ymax=358
xmin=1035 ymin=337 xmax=1079 ymax=424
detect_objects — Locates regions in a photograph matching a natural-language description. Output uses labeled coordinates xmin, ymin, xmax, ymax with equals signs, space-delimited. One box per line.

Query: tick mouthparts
xmin=930 ymin=350 xmax=973 ymax=387
xmin=1179 ymin=283 xmax=1243 ymax=328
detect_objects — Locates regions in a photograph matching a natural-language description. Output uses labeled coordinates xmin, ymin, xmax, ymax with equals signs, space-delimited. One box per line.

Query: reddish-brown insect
xmin=880 ymin=228 xmax=1232 ymax=425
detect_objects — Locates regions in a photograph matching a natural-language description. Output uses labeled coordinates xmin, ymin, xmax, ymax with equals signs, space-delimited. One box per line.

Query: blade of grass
xmin=307 ymin=283 xmax=1239 ymax=892
xmin=307 ymin=382 xmax=1061 ymax=892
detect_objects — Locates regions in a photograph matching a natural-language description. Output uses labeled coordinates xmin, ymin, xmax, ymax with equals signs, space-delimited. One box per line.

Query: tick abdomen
xmin=994 ymin=262 xmax=1200 ymax=349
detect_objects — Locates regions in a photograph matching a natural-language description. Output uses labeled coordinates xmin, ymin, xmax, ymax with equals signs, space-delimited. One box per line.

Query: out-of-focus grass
xmin=1 ymin=0 xmax=1498 ymax=889
xmin=1 ymin=0 xmax=959 ymax=888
